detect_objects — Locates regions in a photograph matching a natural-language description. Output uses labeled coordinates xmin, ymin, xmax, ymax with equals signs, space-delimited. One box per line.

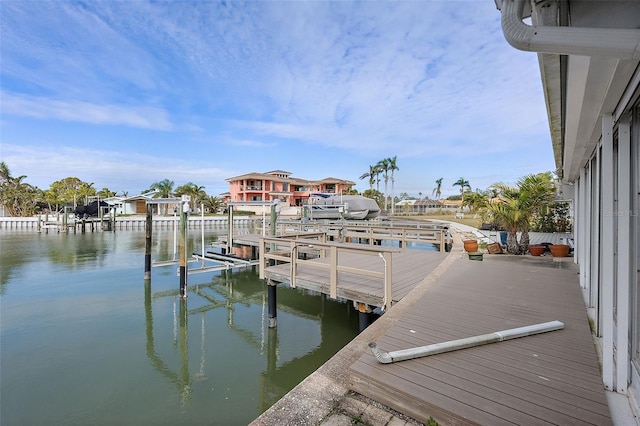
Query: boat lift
xmin=144 ymin=197 xmax=261 ymax=299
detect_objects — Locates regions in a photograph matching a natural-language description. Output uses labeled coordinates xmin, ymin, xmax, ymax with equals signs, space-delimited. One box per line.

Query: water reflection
xmin=143 ymin=267 xmax=358 ymax=415
xmin=1 ymin=230 xmax=358 ymax=424
xmin=145 ymin=281 xmax=192 ymax=408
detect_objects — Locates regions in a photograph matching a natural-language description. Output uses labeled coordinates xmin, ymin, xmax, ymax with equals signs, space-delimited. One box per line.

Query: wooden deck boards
xmin=349 ymin=255 xmax=611 ymax=426
xmin=262 ymin=246 xmax=448 ymax=306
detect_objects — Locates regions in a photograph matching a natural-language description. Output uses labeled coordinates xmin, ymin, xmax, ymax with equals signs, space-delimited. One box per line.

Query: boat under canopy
xmin=306 ymin=194 xmax=380 ymax=220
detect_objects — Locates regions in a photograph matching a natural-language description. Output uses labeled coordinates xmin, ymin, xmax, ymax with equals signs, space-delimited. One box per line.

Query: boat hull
xmin=307 ymin=195 xmax=380 ymax=220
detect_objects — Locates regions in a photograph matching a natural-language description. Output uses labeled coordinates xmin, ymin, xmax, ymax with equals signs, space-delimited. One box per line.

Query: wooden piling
xmin=144 ymin=204 xmax=153 ymax=280
xmin=227 ymin=205 xmax=234 ymax=254
xmin=179 ymin=206 xmax=187 ymax=298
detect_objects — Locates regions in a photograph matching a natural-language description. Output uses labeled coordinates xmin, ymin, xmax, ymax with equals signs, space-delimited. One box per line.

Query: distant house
xmin=394 ymin=198 xmax=464 ymax=215
xmin=395 ymin=199 xmax=417 ymax=210
xmin=224 ymin=170 xmax=355 ymax=215
xmin=437 ymin=199 xmax=463 ymax=210
xmin=120 ymin=195 xmax=156 ymax=215
xmin=414 ymin=198 xmax=443 ymax=214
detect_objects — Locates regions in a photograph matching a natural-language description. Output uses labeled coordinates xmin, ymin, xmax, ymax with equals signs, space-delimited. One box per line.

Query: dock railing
xmin=275 ymin=221 xmax=445 ymax=251
xmin=259 ymin=235 xmax=399 ymax=311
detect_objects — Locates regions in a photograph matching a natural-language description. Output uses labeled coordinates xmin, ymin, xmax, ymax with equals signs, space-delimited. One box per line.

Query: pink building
xmin=224 ymin=170 xmax=354 ymax=207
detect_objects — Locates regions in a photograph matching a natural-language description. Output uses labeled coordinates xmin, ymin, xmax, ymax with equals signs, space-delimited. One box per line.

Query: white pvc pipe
xmin=369 ymin=320 xmax=564 ymax=364
xmin=173 ymin=210 xmax=177 ymax=261
xmin=500 ymin=0 xmax=640 ymax=59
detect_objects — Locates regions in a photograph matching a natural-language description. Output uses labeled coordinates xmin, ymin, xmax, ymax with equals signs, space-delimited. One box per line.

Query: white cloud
xmin=1 ymin=92 xmax=173 ymax=130
xmin=0 ymin=1 xmax=556 ymax=199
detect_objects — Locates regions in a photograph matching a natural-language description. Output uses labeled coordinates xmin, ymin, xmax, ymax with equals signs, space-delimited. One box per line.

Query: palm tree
xmin=0 ymin=161 xmax=11 ymax=183
xmin=175 ymin=182 xmax=207 ymax=209
xmin=453 ymin=177 xmax=470 ymax=208
xmin=0 ymin=162 xmax=40 ymax=216
xmin=97 ymin=188 xmax=116 ymax=198
xmin=514 ymin=172 xmax=556 ymax=252
xmin=359 ymin=165 xmax=378 ymax=191
xmin=432 ymin=178 xmax=443 ymax=200
xmin=488 ymin=196 xmax=526 ymax=254
xmin=388 ymin=156 xmax=399 ymax=215
xmin=463 ymin=191 xmax=489 ymax=214
xmin=488 ymin=172 xmax=556 ymax=254
xmin=148 ymin=179 xmax=175 ymax=215
xmin=202 ymin=195 xmax=224 ymax=214
xmin=376 ymin=158 xmax=391 ymax=212
xmin=374 ymin=164 xmax=382 ymax=192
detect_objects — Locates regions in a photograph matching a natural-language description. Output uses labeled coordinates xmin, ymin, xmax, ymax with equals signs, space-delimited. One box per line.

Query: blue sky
xmin=1 ymin=1 xmax=553 ymax=199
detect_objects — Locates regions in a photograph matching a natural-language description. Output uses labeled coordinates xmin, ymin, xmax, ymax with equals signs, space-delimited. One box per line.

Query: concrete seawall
xmin=0 ymin=216 xmax=262 ymax=230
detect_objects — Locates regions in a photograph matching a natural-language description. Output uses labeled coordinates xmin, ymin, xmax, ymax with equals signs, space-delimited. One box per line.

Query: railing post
xmin=259 ymin=238 xmax=265 ymax=279
xmin=290 ymin=240 xmax=297 ymax=288
xmin=329 ymin=246 xmax=338 ymax=299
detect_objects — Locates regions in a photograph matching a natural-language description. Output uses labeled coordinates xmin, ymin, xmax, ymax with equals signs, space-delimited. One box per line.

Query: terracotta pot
xmin=463 ymin=240 xmax=478 ymax=253
xmin=549 ymin=244 xmax=570 ymax=257
xmin=529 ymin=245 xmax=545 ymax=256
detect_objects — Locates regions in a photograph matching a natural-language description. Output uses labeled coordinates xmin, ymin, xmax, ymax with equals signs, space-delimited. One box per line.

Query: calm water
xmin=0 ymin=229 xmax=359 ymax=425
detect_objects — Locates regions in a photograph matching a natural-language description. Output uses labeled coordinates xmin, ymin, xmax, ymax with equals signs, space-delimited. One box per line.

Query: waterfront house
xmin=497 ymin=0 xmax=640 ymax=413
xmin=437 ymin=199 xmax=463 ymax=211
xmin=120 ymin=194 xmax=157 ymax=215
xmin=225 ymin=170 xmax=355 ymax=215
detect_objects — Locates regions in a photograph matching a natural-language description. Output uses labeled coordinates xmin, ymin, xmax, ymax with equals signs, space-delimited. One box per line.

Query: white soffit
xmin=538 ymin=53 xmax=563 ymax=172
xmin=563 ymin=56 xmax=638 ymax=181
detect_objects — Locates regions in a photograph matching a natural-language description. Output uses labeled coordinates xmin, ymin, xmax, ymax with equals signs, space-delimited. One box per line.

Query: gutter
xmin=498 ymin=0 xmax=640 ymax=59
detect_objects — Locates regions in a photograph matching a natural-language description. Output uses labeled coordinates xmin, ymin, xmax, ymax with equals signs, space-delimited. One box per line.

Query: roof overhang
xmin=497 ymin=0 xmax=640 ymax=182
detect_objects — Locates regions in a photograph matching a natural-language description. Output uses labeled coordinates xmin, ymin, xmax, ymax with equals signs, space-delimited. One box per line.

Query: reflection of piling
xmin=268 ymin=280 xmax=277 ymax=328
xmin=179 ymin=297 xmax=189 ymax=404
xmin=179 ymin=207 xmax=188 ymax=298
xmin=144 ymin=204 xmax=153 ymax=280
xmin=267 ymin=327 xmax=277 ymax=372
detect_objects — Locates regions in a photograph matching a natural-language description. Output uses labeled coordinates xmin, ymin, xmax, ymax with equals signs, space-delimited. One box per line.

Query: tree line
xmin=357 ymin=165 xmax=567 ymax=255
xmin=0 ymin=162 xmax=223 ymax=216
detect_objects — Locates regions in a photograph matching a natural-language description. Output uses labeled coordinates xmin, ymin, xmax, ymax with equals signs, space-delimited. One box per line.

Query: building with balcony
xmin=224 ymin=170 xmax=355 ymax=214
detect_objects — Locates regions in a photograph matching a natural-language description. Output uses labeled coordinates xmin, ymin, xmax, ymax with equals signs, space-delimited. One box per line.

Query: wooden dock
xmin=259 ymin=235 xmax=448 ymax=311
xmin=349 ymin=255 xmax=611 ymax=425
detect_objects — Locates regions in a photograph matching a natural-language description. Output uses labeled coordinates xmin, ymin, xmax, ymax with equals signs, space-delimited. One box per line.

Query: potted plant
xmin=468 ymin=252 xmax=483 ymax=261
xmin=549 ymin=244 xmax=570 ymax=257
xmin=529 ymin=245 xmax=545 ymax=256
xmin=463 ymin=239 xmax=478 ymax=252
